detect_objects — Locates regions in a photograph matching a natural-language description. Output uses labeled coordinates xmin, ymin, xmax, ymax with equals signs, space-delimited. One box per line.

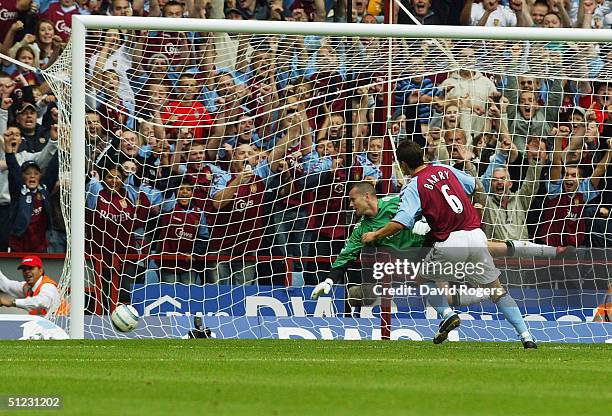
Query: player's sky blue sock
xmin=496 ymin=293 xmax=532 ymax=341
xmin=424 ymin=282 xmax=454 ymax=320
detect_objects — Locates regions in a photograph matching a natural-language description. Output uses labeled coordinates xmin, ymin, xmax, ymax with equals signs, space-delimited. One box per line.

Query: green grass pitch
xmin=1 ymin=340 xmax=610 ymax=416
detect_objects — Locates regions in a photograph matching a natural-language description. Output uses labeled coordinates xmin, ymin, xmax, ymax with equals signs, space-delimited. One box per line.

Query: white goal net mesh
xmin=37 ymin=25 xmax=612 ymax=340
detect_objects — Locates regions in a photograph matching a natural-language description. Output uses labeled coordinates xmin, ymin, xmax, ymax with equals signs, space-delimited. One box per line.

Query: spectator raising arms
xmin=86 ymin=164 xmax=151 ymax=256
xmin=0 ymin=123 xmax=58 ymax=251
xmin=0 ymin=0 xmax=30 ymax=46
xmin=85 ymin=164 xmax=151 ymax=302
xmin=5 ymin=144 xmax=54 ymax=253
xmin=461 ymin=0 xmax=518 ymax=27
xmin=438 ymin=43 xmax=498 ymax=140
xmin=505 ymin=75 xmax=564 ymax=152
xmin=537 ymin=128 xmax=612 ymax=247
xmin=157 ymin=179 xmax=209 ymax=284
xmin=15 ymin=101 xmax=48 ymax=152
xmin=480 ymin=129 xmax=544 ymax=241
xmin=161 ymin=73 xmax=214 ymax=140
xmin=205 ymin=143 xmax=270 ymax=285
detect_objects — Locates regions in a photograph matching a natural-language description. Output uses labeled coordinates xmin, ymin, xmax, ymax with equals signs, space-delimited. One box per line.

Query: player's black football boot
xmin=433 ymin=313 xmax=461 ymax=344
xmin=522 ymin=340 xmax=538 ymax=349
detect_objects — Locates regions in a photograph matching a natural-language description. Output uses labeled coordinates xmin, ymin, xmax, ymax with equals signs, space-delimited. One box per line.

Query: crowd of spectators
xmin=0 ymin=0 xmax=611 ymax=299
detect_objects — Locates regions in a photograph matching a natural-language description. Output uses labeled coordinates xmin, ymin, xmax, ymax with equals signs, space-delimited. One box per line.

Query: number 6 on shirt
xmin=441 ymin=184 xmax=463 ymax=214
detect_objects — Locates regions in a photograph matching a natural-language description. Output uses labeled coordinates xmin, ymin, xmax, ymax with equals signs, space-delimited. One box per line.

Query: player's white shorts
xmin=420 ymin=228 xmax=499 ymax=285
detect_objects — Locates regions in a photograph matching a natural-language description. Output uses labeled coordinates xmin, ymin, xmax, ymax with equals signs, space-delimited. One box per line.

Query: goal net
xmin=38 ymin=18 xmax=612 ymax=341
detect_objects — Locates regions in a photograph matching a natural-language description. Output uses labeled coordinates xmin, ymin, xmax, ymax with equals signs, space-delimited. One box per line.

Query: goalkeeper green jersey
xmin=331 ymin=195 xmax=425 ymax=270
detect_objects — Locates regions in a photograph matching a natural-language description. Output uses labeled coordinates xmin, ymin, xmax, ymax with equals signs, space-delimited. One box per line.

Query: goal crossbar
xmin=73 ymin=16 xmax=612 ymax=41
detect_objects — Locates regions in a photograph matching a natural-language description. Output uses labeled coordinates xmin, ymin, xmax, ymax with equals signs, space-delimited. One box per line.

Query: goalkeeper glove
xmin=412 ymin=218 xmax=431 ymax=236
xmin=311 ymin=278 xmax=334 ymax=300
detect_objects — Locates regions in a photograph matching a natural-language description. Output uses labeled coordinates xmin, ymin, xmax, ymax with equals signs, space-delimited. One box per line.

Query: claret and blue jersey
xmin=393 ymin=164 xmax=482 ymax=242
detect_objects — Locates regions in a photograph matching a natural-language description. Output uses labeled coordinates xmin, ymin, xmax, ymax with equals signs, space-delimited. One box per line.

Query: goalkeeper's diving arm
xmin=310 ymin=216 xmax=430 ymax=300
xmin=310 ymin=265 xmax=347 ymax=300
xmin=310 ymin=223 xmax=367 ymax=300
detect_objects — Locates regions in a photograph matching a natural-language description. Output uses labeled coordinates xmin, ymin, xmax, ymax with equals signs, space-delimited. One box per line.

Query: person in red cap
xmin=0 ymin=256 xmax=60 ymax=316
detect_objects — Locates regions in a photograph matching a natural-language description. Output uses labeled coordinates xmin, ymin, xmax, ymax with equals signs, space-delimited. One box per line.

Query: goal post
xmin=56 ymin=15 xmax=612 ymax=341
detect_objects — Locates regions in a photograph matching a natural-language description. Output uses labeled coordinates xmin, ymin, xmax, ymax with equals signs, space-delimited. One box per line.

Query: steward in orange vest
xmin=25 ymin=275 xmax=59 ymax=315
xmin=0 ymin=256 xmax=62 ymax=315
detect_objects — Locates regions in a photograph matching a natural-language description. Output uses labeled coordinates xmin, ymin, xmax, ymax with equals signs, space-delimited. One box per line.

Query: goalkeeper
xmin=310 ymin=182 xmax=423 ymax=316
xmin=311 ymin=181 xmax=563 ymax=314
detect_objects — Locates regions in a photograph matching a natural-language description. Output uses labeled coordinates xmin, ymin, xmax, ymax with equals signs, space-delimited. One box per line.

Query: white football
xmin=111 ymin=304 xmax=140 ymax=332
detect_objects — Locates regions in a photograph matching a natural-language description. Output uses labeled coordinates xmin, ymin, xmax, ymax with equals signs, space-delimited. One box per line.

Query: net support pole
xmin=345 ymin=0 xmax=353 ymax=152
xmin=343 ymin=0 xmax=355 ymax=318
xmin=379 ymin=0 xmax=393 ymax=341
xmin=70 ymin=17 xmax=87 ymax=339
xmin=380 ymin=269 xmax=392 ymax=340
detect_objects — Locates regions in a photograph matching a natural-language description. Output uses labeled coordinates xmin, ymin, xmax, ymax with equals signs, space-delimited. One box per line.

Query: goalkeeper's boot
xmin=522 ymin=340 xmax=538 ymax=349
xmin=433 ymin=313 xmax=461 ymax=344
